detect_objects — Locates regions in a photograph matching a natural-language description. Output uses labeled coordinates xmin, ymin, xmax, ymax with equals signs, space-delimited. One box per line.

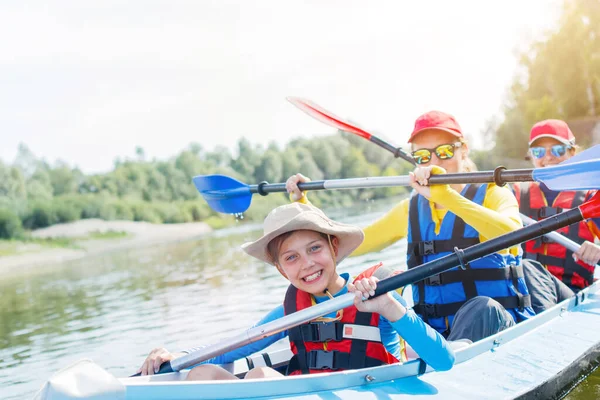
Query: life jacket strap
xmin=408 ymin=238 xmax=480 ymax=257
xmin=525 ymin=252 xmax=594 ymax=282
xmin=305 ymin=350 xmax=386 ymax=371
xmin=296 ymin=322 xmax=382 ymax=343
xmin=413 ymin=294 xmax=532 ymax=318
xmin=537 ymin=206 xmax=564 ymax=219
xmin=422 ymin=264 xmax=524 ymax=286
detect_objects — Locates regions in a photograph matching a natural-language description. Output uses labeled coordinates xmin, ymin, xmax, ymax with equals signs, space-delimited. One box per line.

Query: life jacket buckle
xmin=420 ymin=241 xmax=436 ymax=256
xmin=314 ymin=323 xmax=341 ymax=342
xmin=423 ymin=303 xmax=439 ymax=318
xmin=426 ymin=274 xmax=442 ymax=286
xmin=540 ymin=235 xmax=553 ymax=244
xmin=308 ymin=350 xmax=338 ymax=370
xmin=538 ymin=207 xmax=563 ymax=219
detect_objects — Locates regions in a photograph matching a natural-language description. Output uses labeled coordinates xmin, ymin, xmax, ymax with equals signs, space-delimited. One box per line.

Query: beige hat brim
xmin=241 ymin=207 xmax=364 ymax=266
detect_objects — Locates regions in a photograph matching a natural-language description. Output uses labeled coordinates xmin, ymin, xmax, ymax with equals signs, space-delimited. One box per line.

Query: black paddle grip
xmin=129 ymin=361 xmax=174 ymax=377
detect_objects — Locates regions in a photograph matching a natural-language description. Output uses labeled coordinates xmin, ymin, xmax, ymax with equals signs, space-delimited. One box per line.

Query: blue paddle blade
xmin=533 ymin=145 xmax=600 ymax=190
xmin=558 ymin=143 xmax=600 ymax=165
xmin=192 ymin=175 xmax=252 ymax=214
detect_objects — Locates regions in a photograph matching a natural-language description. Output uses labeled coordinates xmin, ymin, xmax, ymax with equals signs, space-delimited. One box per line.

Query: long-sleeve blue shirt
xmin=183 ymin=273 xmax=455 ymax=372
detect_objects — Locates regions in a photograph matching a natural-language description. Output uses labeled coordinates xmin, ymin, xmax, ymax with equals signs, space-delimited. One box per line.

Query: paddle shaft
xmin=249 ymin=168 xmax=532 ymax=195
xmin=153 ymin=204 xmax=587 ymax=374
xmin=369 ymin=135 xmax=416 ymax=165
xmin=286 ymin=97 xmax=416 ymax=166
xmin=520 ymin=213 xmax=599 ymax=269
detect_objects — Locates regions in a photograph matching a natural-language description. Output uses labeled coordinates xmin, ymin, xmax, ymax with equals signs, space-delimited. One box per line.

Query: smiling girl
xmin=137 ymin=203 xmax=455 ymax=379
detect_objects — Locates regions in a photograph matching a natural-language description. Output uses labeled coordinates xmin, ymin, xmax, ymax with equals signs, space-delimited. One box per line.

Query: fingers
xmin=354 ymin=277 xmax=378 ymax=299
xmin=154 ymin=355 xmax=164 ymax=374
xmin=412 ymin=166 xmax=432 ymax=186
xmin=285 ymin=173 xmax=310 ymax=201
xmin=140 ymin=348 xmax=171 ymax=376
xmin=574 ymin=241 xmax=600 ymax=265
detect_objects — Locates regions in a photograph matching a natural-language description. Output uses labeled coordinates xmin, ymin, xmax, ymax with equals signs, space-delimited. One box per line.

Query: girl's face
xmin=529 ymin=137 xmax=575 ymax=168
xmin=275 ymin=230 xmax=341 ymax=295
xmin=410 ymin=129 xmax=467 ymax=174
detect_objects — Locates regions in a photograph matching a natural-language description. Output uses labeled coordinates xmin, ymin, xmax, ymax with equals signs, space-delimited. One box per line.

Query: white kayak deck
xmin=37 ymin=283 xmax=600 ymax=400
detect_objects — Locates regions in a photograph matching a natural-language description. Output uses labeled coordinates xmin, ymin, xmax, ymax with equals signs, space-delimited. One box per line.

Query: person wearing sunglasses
xmin=286 ymin=110 xmax=535 ymax=343
xmin=513 ymin=119 xmax=600 ymax=292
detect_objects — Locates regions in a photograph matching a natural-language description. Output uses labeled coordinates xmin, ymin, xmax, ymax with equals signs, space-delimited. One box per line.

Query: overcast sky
xmin=0 ymin=1 xmax=560 ymax=173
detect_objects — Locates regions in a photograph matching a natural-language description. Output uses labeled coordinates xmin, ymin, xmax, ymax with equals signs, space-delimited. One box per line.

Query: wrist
xmin=380 ymin=295 xmax=406 ymax=322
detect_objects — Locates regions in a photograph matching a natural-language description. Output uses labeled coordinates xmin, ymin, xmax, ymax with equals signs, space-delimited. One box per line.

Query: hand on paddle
xmin=286 ymin=173 xmax=310 ymax=201
xmin=348 ymin=276 xmax=406 ymax=323
xmin=409 ymin=165 xmax=448 ymax=199
xmin=137 ymin=347 xmax=178 ymax=375
xmin=573 ymin=241 xmax=600 ymax=266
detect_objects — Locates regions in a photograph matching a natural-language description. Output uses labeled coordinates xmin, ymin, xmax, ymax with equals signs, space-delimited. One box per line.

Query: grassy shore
xmin=0 ymin=219 xmax=212 ymax=273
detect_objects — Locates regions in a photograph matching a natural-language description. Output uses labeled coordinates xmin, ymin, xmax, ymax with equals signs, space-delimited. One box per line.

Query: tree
xmin=135 ymin=146 xmax=146 ymax=161
xmin=494 ymin=0 xmax=600 ymax=157
xmin=254 ymin=150 xmax=283 ymax=183
xmin=296 ymin=148 xmax=324 ymax=181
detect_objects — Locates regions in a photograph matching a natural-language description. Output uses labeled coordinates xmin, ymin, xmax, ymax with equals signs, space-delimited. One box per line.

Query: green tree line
xmin=0 ymin=133 xmax=412 ymax=239
xmin=493 ymin=0 xmax=600 ymax=162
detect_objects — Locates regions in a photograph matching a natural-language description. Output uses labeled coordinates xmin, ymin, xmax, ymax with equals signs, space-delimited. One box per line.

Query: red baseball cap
xmin=529 ymin=119 xmax=575 ymax=146
xmin=408 ymin=110 xmax=463 ymax=143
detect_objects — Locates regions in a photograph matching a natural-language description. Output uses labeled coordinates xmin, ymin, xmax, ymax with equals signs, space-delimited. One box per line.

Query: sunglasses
xmin=411 ymin=142 xmax=462 ymax=165
xmin=529 ymin=144 xmax=572 ymax=159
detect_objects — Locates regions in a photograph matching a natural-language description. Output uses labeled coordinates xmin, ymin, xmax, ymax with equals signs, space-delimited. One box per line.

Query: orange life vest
xmin=514 ymin=182 xmax=595 ymax=290
xmin=283 ymin=264 xmax=400 ymax=375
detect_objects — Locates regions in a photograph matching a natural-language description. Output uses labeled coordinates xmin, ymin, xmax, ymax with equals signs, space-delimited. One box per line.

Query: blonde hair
xmin=459 ymin=139 xmax=477 ymax=172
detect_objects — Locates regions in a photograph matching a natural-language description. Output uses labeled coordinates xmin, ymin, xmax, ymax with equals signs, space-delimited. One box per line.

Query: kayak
xmin=36 ymin=280 xmax=600 ymax=400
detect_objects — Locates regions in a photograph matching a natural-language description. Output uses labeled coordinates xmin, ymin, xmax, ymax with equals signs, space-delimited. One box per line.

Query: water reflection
xmin=0 ymin=198 xmax=406 ymax=399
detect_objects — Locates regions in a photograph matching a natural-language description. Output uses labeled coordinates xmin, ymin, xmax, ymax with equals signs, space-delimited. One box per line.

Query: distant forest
xmin=0 ymin=133 xmax=413 ymax=239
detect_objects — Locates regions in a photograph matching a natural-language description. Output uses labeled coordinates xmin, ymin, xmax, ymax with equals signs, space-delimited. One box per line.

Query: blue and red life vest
xmin=283 ymin=264 xmax=400 ymax=375
xmin=407 ymin=183 xmax=534 ymax=334
xmin=514 ymin=182 xmax=595 ymax=291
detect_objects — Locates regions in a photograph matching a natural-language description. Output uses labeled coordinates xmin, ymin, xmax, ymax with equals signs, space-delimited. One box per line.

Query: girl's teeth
xmin=305 ymin=271 xmax=321 ymax=282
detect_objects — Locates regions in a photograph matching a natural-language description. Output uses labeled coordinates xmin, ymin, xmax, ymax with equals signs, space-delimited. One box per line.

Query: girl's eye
xmin=310 ymin=245 xmax=321 ymax=252
xmin=285 ymin=254 xmax=297 ymax=262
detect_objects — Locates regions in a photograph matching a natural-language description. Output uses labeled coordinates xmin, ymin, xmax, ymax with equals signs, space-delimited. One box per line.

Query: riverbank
xmin=0 ymin=218 xmax=212 ymax=274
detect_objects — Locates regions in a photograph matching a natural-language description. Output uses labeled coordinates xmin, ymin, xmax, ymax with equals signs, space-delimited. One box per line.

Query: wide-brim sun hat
xmin=242 ymin=203 xmax=364 ymax=266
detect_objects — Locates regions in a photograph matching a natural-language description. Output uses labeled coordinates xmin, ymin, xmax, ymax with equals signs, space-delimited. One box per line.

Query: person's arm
xmin=351 ymin=198 xmax=410 ymax=256
xmin=180 ymin=306 xmax=287 ymax=365
xmin=430 ymin=182 xmax=522 ymax=241
xmin=383 ymin=292 xmax=455 ymax=371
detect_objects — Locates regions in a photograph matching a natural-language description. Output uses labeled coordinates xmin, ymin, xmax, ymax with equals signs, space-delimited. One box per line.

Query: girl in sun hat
xmin=137 ymin=202 xmax=455 ymax=379
xmin=287 ymin=110 xmax=535 ymax=342
xmin=513 ymin=119 xmax=600 ymax=292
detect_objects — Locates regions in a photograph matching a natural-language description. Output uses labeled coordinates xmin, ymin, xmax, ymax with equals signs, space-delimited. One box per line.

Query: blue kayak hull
xmin=116 ymin=284 xmax=600 ymax=400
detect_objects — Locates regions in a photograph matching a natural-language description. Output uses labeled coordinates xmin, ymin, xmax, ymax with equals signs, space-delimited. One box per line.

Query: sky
xmin=0 ymin=0 xmax=561 ymax=174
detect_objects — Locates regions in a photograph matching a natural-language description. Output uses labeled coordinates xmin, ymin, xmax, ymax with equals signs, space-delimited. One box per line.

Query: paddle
xmin=287 ymin=97 xmax=416 ymax=166
xmin=520 ymin=213 xmax=600 ymax=269
xmin=288 ymin=98 xmax=600 ymax=265
xmin=193 ymin=147 xmax=600 ymax=214
xmin=137 ymin=190 xmax=600 ymax=375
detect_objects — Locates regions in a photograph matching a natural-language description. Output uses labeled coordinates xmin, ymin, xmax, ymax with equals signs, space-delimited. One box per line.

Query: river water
xmin=0 ymin=199 xmax=408 ymax=399
xmin=0 ymin=198 xmax=597 ymax=399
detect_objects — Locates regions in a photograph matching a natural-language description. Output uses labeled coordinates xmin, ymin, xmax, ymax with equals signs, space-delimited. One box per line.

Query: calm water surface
xmin=1 ymin=200 xmax=408 ymax=399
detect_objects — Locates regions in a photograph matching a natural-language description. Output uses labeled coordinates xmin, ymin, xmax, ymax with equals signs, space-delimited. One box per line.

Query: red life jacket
xmin=514 ymin=182 xmax=595 ymax=290
xmin=283 ymin=263 xmax=399 ymax=375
